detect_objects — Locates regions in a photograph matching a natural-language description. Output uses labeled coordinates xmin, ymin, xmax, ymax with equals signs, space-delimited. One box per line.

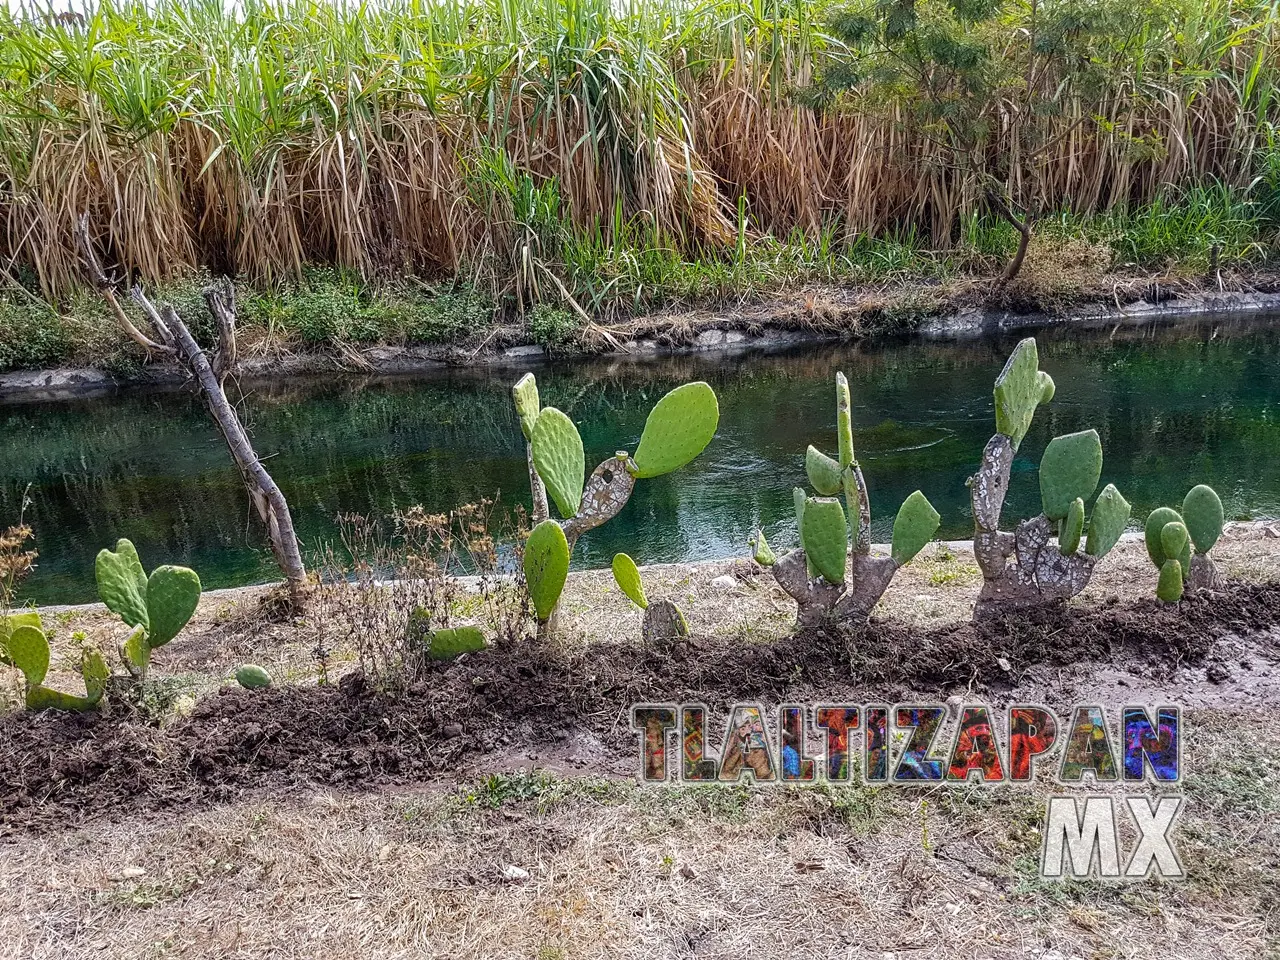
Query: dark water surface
xmin=4 ymin=317 xmax=1279 ymax=605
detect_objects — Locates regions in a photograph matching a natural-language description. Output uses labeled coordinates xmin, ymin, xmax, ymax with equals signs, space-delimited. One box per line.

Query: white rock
xmin=502 ymin=865 xmax=530 ymax=882
xmin=710 ymin=574 xmax=737 ymax=591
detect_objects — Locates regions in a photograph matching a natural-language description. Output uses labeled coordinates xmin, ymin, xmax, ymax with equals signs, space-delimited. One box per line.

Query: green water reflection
xmin=3 ymin=317 xmax=1279 ymax=604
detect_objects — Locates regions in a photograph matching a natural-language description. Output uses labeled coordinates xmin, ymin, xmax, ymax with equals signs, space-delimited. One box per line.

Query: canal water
xmin=3 ymin=316 xmax=1278 ymax=604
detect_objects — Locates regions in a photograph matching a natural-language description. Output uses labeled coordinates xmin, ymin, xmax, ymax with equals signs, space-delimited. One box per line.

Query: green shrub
xmin=527 ymin=303 xmax=577 ymax=346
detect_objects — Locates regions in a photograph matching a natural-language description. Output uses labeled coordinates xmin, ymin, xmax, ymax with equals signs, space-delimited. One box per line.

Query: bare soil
xmin=3 ymin=529 xmax=1278 ymax=836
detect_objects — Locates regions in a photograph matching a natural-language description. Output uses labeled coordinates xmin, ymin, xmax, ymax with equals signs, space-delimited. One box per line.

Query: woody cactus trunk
xmin=514 ymin=373 xmax=719 ymax=638
xmin=752 ymin=372 xmax=941 ymax=630
xmin=970 ymin=338 xmax=1131 ymax=618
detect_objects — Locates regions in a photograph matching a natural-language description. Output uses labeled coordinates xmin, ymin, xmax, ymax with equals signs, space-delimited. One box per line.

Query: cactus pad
xmin=8 ymin=624 xmax=49 ymax=687
xmin=836 ymin=373 xmax=855 ymax=467
xmin=96 ymin=538 xmax=150 ymax=631
xmin=1160 ymin=521 xmax=1190 ymax=564
xmin=1156 ymin=559 xmax=1184 ymax=603
xmin=1059 ymin=497 xmax=1085 ymax=555
xmin=512 ymin=372 xmax=541 ymax=440
xmin=891 ymin=490 xmax=941 ymax=566
xmin=1037 ymin=371 xmax=1056 ymax=405
xmin=993 ymin=338 xmax=1046 ymax=448
xmin=524 ymin=519 xmax=571 ymax=621
xmin=26 ymin=686 xmax=98 ymax=711
xmin=145 ymin=565 xmax=202 ymax=647
xmin=122 ymin=626 xmax=151 ymax=676
xmin=805 ymin=445 xmax=843 ymax=496
xmin=1182 ymin=484 xmax=1224 ymax=554
xmin=642 ymin=599 xmax=689 ymax=647
xmin=428 ymin=626 xmax=487 ymax=660
xmin=611 ymin=553 xmax=649 ymax=609
xmin=750 ymin=529 xmax=777 ymax=566
xmin=532 ymin=407 xmax=585 ymax=518
xmin=1144 ymin=507 xmax=1184 ymax=567
xmin=236 ymin=664 xmax=274 ymax=688
xmin=1085 ymin=484 xmax=1130 ymax=558
xmin=632 ymin=382 xmax=719 ymax=478
xmin=1039 ymin=429 xmax=1103 ymax=521
xmin=82 ymin=647 xmax=110 ymax=703
xmin=801 ymin=497 xmax=848 ymax=584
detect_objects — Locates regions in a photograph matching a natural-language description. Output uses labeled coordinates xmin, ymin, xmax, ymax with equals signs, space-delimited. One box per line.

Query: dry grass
xmin=1 ymin=705 xmax=1276 ymax=959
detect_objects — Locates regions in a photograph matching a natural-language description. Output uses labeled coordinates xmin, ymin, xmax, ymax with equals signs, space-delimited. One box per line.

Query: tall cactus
xmin=96 ymin=538 xmax=201 ymax=677
xmin=515 ymin=375 xmax=719 ymax=635
xmin=1145 ymin=484 xmax=1224 ymax=601
xmin=753 ymin=372 xmax=941 ymax=629
xmin=970 ymin=338 xmax=1130 ymax=617
xmin=611 ymin=553 xmax=689 ymax=648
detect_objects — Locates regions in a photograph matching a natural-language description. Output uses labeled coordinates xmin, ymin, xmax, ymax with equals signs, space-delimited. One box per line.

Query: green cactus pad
xmin=1039 ymin=429 xmax=1103 ymax=521
xmin=891 ymin=490 xmax=941 ymax=566
xmin=145 ymin=565 xmax=201 ymax=647
xmin=8 ymin=624 xmax=49 ymax=687
xmin=531 ymin=407 xmax=585 ymax=518
xmin=1085 ymin=484 xmax=1131 ymax=558
xmin=805 ymin=445 xmax=843 ymax=496
xmin=428 ymin=626 xmax=487 ymax=660
xmin=750 ymin=529 xmax=777 ymax=566
xmin=26 ymin=686 xmax=97 ymax=711
xmin=836 ymin=372 xmax=855 ymax=467
xmin=512 ymin=373 xmax=541 ymax=441
xmin=611 ymin=553 xmax=649 ymax=609
xmin=236 ymin=664 xmax=274 ymax=689
xmin=1182 ymin=484 xmax=1224 ymax=554
xmin=82 ymin=647 xmax=110 ymax=703
xmin=524 ymin=520 xmax=571 ymax=621
xmin=1160 ymin=521 xmax=1190 ymax=564
xmin=1037 ymin=371 xmax=1056 ymax=405
xmin=1 ymin=610 xmax=41 ymax=665
xmin=1059 ymin=497 xmax=1085 ymax=555
xmin=1156 ymin=558 xmax=1184 ymax=603
xmin=632 ymin=382 xmax=719 ymax=479
xmin=96 ymin=538 xmax=150 ymax=632
xmin=993 ymin=338 xmax=1045 ymax=448
xmin=1144 ymin=507 xmax=1184 ymax=567
xmin=122 ymin=626 xmax=151 ymax=676
xmin=801 ymin=497 xmax=848 ymax=585
xmin=793 ymin=487 xmax=808 ymax=546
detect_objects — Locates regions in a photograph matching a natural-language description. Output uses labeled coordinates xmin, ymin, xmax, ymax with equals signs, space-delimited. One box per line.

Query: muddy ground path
xmin=4 ymin=580 xmax=1279 ymax=837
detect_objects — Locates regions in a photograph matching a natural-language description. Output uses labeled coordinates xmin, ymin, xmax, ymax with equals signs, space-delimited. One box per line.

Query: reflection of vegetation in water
xmin=4 ymin=317 xmax=1280 ymax=604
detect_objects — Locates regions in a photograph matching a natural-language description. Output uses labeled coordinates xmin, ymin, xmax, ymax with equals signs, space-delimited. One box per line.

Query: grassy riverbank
xmin=3 ymin=184 xmax=1278 ymax=373
xmin=2 ymin=0 xmax=1280 ymax=371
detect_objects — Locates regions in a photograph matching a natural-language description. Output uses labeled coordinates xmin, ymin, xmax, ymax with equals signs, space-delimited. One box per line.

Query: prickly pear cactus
xmin=801 ymin=497 xmax=848 ymax=585
xmin=1157 ymin=559 xmax=1184 ymax=603
xmin=524 ymin=519 xmax=571 ymax=622
xmin=9 ymin=624 xmax=107 ymax=711
xmin=611 ymin=553 xmax=649 ymax=609
xmin=236 ymin=664 xmax=274 ymax=688
xmin=427 ymin=625 xmax=487 ymax=660
xmin=971 ymin=340 xmax=1127 ymax=618
xmin=993 ymin=338 xmax=1055 ymax=450
xmin=632 ymin=382 xmax=720 ymax=479
xmin=512 ymin=372 xmax=541 ymax=440
xmin=750 ymin=529 xmax=777 ymax=566
xmin=766 ymin=371 xmax=939 ymax=632
xmin=96 ymin=539 xmax=201 ymax=676
xmin=515 ymin=375 xmax=720 ymax=636
xmin=1182 ymin=485 xmax=1224 ymax=554
xmin=1039 ymin=430 xmax=1102 ymax=521
xmin=641 ymin=599 xmax=689 ymax=648
xmin=1085 ymin=485 xmax=1130 ymax=558
xmin=891 ymin=491 xmax=941 ymax=566
xmin=531 ymin=408 xmax=585 ymax=519
xmin=1059 ymin=498 xmax=1085 ymax=555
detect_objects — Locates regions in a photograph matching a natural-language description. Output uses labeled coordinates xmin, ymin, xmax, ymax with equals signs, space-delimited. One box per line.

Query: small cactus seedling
xmin=753 ymin=372 xmax=941 ymax=630
xmin=236 ymin=664 xmax=273 ymax=689
xmin=96 ymin=539 xmax=201 ymax=677
xmin=1145 ymin=484 xmax=1224 ymax=601
xmin=610 ymin=553 xmax=689 ymax=647
xmin=6 ymin=615 xmax=108 ymax=711
xmin=970 ymin=338 xmax=1131 ymax=618
xmin=515 ymin=374 xmax=719 ymax=634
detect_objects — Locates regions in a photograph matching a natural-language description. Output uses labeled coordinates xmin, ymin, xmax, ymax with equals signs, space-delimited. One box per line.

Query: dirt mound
xmin=3 ymin=583 xmax=1277 ymax=835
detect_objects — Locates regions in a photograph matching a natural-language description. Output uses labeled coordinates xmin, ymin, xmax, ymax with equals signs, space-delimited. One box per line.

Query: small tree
xmin=819 ymin=0 xmax=1127 ymax=281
